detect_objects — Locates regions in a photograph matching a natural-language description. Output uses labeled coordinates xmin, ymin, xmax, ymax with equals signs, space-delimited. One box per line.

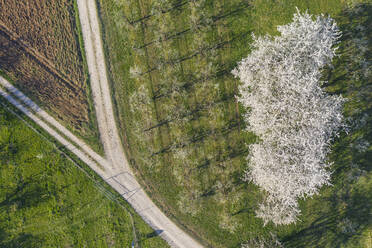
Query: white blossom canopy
xmin=232 ymin=9 xmax=345 ymax=225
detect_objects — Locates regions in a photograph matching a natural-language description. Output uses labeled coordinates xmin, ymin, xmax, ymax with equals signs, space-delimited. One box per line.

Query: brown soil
xmin=0 ymin=0 xmax=89 ymax=130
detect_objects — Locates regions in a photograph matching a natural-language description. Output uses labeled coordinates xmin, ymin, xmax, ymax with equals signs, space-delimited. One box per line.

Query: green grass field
xmin=0 ymin=101 xmax=168 ymax=248
xmin=98 ymin=0 xmax=371 ymax=247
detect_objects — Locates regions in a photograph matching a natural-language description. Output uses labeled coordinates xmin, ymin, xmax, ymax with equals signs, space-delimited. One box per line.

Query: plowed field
xmin=0 ymin=0 xmax=101 ymax=152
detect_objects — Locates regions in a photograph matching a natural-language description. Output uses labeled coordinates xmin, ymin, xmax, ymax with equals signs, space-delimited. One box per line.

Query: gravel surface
xmin=76 ymin=0 xmax=203 ymax=247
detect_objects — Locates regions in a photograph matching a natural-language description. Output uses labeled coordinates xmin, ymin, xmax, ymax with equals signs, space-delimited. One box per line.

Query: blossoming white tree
xmin=232 ymin=10 xmax=345 ymax=225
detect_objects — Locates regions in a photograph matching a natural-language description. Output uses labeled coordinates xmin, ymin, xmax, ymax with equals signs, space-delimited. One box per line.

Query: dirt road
xmin=0 ymin=72 xmax=202 ymax=248
xmin=76 ymin=0 xmax=203 ymax=247
xmin=0 ymin=77 xmax=105 ymax=176
xmin=0 ymin=77 xmax=108 ymax=168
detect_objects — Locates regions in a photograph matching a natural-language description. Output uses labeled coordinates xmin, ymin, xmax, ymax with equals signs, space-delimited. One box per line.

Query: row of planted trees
xmin=125 ymin=0 xmax=252 ymax=228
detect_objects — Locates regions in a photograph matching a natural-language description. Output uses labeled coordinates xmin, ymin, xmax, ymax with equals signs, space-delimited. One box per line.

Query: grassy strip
xmin=0 ymin=68 xmax=103 ymax=159
xmin=72 ymin=0 xmax=104 ymax=155
xmin=0 ymin=96 xmax=169 ymax=248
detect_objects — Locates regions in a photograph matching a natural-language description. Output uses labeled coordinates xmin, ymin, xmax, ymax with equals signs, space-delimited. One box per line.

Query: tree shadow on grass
xmin=0 ymin=180 xmax=50 ymax=211
xmin=137 ymin=229 xmax=163 ymax=247
xmin=144 ymin=229 xmax=163 ymax=239
xmin=282 ymin=3 xmax=372 ymax=247
xmin=0 ymin=230 xmax=43 ymax=248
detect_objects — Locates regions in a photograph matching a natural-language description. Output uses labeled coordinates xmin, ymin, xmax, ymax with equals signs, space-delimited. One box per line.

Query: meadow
xmin=0 ymin=100 xmax=168 ymax=248
xmin=0 ymin=0 xmax=102 ymax=153
xmin=98 ymin=0 xmax=371 ymax=247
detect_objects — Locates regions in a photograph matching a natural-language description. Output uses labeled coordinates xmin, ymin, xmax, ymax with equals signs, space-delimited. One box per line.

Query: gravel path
xmin=0 ymin=73 xmax=202 ymax=248
xmin=0 ymin=77 xmax=104 ymax=176
xmin=76 ymin=0 xmax=203 ymax=247
xmin=0 ymin=77 xmax=108 ymax=168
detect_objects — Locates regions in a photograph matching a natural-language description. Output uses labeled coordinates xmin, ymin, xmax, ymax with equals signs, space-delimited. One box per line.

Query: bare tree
xmin=241 ymin=232 xmax=283 ymax=248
